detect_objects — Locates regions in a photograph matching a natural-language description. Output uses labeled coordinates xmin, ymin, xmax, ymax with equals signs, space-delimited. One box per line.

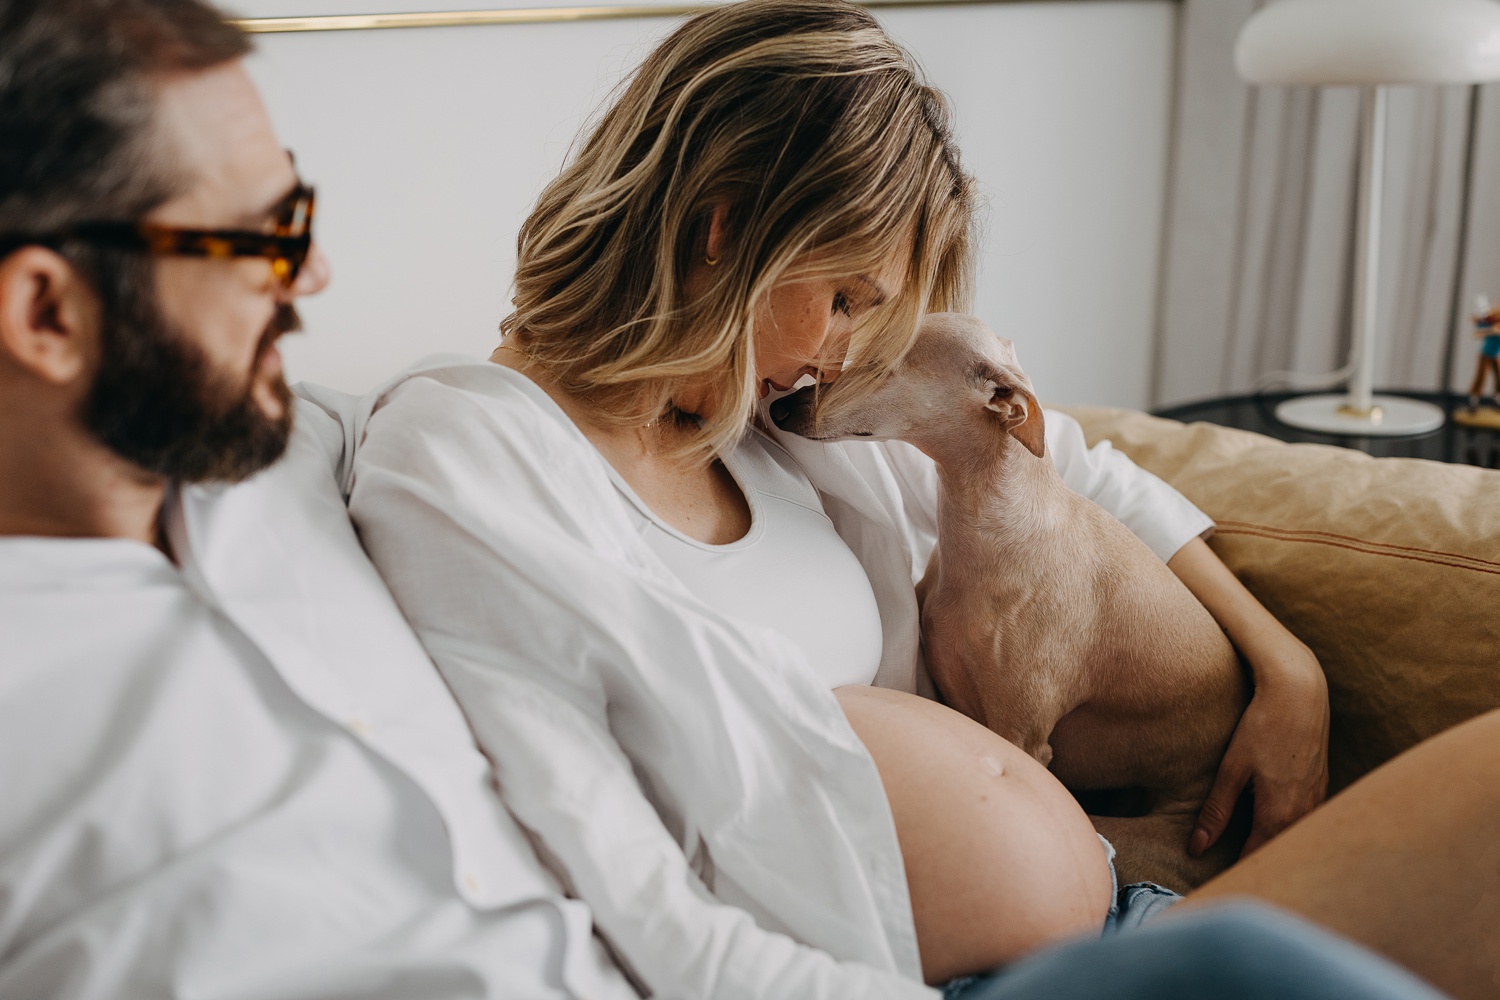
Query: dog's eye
xmin=832 ymin=291 xmax=852 ymax=318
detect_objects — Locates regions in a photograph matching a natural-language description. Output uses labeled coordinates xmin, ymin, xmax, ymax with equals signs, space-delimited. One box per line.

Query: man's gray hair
xmin=0 ymin=0 xmax=251 ymax=236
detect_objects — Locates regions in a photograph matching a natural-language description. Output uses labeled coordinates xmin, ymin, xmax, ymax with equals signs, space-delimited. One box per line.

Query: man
xmin=0 ymin=2 xmax=1453 ymax=998
xmin=0 ymin=2 xmax=638 ymax=995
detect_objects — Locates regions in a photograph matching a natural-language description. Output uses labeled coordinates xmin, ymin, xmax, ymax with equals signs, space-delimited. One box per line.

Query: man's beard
xmin=82 ymin=255 xmax=299 ymax=484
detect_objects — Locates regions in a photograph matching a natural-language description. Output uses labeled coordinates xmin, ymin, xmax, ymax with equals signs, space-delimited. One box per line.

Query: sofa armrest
xmin=1059 ymin=405 xmax=1500 ymax=792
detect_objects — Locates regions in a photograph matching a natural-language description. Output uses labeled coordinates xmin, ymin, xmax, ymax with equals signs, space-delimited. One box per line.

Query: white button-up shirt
xmin=0 ymin=396 xmax=637 ymax=1000
xmin=343 ymin=357 xmax=1214 ymax=1000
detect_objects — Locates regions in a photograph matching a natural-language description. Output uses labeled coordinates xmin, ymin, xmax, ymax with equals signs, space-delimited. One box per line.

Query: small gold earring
xmin=705 ymin=254 xmax=719 ymax=266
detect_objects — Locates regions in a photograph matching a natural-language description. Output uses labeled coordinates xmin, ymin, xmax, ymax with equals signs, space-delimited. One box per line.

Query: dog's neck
xmin=918 ymin=418 xmax=1067 ymax=573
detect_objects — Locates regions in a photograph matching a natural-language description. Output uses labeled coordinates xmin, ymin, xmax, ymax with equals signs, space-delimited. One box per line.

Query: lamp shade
xmin=1236 ymin=0 xmax=1500 ymax=85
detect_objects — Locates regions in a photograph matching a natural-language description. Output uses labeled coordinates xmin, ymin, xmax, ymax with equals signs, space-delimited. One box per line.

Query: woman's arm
xmin=1167 ymin=536 xmax=1330 ymax=856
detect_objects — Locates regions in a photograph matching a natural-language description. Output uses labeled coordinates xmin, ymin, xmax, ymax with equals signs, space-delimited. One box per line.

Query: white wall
xmin=240 ymin=1 xmax=1174 ymax=409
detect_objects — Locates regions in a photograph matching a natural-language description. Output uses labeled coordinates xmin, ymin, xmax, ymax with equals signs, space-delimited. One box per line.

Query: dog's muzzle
xmin=769 ymin=385 xmax=818 ymax=434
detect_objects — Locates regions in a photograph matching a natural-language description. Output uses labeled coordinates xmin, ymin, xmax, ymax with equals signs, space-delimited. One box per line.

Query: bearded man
xmin=0 ymin=2 xmax=643 ymax=995
xmin=0 ymin=2 xmax=1457 ymax=999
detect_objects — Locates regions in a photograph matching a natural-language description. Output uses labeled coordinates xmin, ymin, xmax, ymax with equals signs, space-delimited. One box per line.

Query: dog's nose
xmin=769 ymin=385 xmax=816 ymax=429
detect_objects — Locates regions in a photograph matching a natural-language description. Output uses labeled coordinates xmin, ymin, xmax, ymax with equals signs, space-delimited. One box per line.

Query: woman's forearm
xmin=1166 ymin=536 xmax=1324 ymax=694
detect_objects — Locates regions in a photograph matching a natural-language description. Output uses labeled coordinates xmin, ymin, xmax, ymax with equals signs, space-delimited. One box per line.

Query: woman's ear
xmin=705 ymin=202 xmax=729 ymax=264
xmin=0 ymin=247 xmax=97 ymax=386
xmin=982 ymin=365 xmax=1046 ymax=458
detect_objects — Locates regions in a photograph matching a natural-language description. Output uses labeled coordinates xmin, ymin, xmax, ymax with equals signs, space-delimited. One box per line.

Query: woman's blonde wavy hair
xmin=502 ymin=0 xmax=978 ymax=459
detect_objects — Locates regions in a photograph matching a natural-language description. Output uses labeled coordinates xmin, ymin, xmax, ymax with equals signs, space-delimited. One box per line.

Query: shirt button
xmin=347 ymin=717 xmax=372 ymax=737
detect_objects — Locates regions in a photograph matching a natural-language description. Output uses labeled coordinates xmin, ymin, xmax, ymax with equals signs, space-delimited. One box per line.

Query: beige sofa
xmin=1061 ymin=407 xmax=1500 ymax=793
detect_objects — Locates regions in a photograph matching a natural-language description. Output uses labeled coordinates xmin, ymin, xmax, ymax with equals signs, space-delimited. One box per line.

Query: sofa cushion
xmin=1060 ymin=406 xmax=1500 ymax=792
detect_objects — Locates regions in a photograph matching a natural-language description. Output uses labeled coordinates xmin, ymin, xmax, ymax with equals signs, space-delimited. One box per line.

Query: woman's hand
xmin=1167 ymin=537 xmax=1331 ymax=858
xmin=1190 ymin=634 xmax=1329 ymax=857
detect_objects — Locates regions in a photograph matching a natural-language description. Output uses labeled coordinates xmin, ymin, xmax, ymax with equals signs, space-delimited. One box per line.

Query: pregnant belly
xmin=835 ymin=685 xmax=1113 ymax=985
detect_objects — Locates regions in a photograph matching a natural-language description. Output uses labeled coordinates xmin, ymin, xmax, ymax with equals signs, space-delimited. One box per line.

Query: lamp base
xmin=1273 ymin=394 xmax=1445 ymax=436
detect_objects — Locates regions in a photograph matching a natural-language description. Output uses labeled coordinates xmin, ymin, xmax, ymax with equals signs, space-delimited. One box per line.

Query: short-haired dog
xmin=771 ymin=313 xmax=1250 ymax=891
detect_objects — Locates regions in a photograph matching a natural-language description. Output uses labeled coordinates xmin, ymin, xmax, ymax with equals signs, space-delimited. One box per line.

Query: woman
xmin=345 ymin=2 xmax=1500 ymax=997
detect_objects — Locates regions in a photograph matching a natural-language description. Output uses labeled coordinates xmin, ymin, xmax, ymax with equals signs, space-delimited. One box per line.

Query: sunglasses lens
xmin=273 ymin=187 xmax=314 ymax=236
xmin=279 ymin=235 xmax=313 ymax=286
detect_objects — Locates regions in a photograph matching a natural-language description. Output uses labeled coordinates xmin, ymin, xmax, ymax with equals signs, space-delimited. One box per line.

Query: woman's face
xmin=753 ymin=254 xmax=908 ymax=399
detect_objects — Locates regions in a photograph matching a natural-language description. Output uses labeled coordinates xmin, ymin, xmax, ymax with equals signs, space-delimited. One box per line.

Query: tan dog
xmin=771 ymin=313 xmax=1249 ymax=891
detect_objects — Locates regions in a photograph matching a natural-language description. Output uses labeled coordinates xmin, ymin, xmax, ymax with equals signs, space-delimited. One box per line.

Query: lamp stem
xmin=1347 ymin=85 xmax=1387 ymax=415
xmin=1271 ymin=84 xmax=1442 ymax=437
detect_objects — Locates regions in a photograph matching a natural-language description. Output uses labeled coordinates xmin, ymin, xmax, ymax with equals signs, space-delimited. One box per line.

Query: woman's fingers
xmin=1192 ymin=739 xmax=1251 ymax=856
xmin=1195 ymin=685 xmax=1331 ymax=859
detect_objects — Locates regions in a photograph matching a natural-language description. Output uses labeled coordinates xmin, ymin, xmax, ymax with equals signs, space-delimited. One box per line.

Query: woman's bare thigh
xmin=836 ymin=685 xmax=1113 ymax=984
xmin=1179 ymin=708 xmax=1500 ymax=1000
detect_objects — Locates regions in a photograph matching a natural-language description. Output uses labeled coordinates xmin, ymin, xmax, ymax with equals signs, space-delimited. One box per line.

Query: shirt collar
xmin=0 ymin=534 xmax=176 ymax=591
xmin=0 ymin=486 xmax=185 ymax=592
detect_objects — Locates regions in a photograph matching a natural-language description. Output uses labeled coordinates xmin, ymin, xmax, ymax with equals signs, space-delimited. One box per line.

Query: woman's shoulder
xmin=360 ymin=355 xmax=591 ymax=460
xmin=350 ymin=355 xmax=647 ymax=559
xmin=368 ymin=354 xmax=559 ymax=423
xmin=351 ymin=354 xmax=623 ymax=513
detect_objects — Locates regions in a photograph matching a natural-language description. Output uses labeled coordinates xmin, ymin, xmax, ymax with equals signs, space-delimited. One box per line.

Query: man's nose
xmin=285 ymin=243 xmax=331 ymax=299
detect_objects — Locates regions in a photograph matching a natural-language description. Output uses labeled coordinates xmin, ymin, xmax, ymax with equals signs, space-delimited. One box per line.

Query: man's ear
xmin=0 ymin=247 xmax=97 ymax=385
xmin=982 ymin=365 xmax=1046 ymax=458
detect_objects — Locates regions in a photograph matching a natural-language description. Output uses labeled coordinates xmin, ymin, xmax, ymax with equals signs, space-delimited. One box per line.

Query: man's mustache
xmin=272 ymin=303 xmax=302 ymax=337
xmin=257 ymin=304 xmax=302 ymax=358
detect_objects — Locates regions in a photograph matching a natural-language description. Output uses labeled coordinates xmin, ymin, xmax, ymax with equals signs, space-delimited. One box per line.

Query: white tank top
xmin=607 ymin=429 xmax=883 ymax=689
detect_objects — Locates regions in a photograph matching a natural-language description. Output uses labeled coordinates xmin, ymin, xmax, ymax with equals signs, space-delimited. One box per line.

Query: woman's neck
xmin=490 ymin=340 xmax=708 ymax=459
xmin=489 ymin=341 xmax=750 ymax=544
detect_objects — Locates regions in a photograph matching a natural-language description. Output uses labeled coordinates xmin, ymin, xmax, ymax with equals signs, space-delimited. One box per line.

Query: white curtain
xmin=1153 ymin=0 xmax=1498 ymax=408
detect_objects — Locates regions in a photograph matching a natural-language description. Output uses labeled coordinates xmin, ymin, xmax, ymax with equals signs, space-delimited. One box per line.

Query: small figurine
xmin=1455 ymin=294 xmax=1500 ymax=429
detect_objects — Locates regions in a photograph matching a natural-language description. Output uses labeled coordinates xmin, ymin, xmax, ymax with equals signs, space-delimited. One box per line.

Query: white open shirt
xmin=344 ymin=356 xmax=1214 ymax=1000
xmin=0 ymin=396 xmax=635 ymax=1000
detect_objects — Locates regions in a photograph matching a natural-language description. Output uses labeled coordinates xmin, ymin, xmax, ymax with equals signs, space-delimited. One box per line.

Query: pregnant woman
xmin=344 ymin=1 xmax=1500 ymax=997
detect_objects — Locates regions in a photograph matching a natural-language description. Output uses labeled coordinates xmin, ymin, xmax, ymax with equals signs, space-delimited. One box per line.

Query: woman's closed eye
xmin=834 ymin=275 xmax=892 ymax=320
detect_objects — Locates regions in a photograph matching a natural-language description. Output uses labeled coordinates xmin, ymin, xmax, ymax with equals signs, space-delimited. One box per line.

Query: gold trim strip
xmin=237 ymin=4 xmax=698 ymax=31
xmin=234 ymin=0 xmax=1074 ymax=33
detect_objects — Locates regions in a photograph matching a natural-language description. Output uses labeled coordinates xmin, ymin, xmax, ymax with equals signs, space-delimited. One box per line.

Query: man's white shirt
xmin=0 ymin=395 xmax=636 ymax=1000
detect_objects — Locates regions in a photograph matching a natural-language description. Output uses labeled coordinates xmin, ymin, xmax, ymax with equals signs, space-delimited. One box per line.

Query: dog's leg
xmin=923 ymin=643 xmax=1060 ymax=768
xmin=999 ymin=715 xmax=1055 ymax=770
xmin=969 ymin=676 xmax=1067 ymax=770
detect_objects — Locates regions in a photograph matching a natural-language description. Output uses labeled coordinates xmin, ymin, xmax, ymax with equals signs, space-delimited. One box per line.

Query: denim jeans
xmin=942 ymin=904 xmax=1449 ymax=1000
xmin=1097 ymin=835 xmax=1182 ymax=935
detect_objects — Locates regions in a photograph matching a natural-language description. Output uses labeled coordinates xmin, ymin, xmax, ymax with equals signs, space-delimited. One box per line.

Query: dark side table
xmin=1151 ymin=390 xmax=1500 ymax=469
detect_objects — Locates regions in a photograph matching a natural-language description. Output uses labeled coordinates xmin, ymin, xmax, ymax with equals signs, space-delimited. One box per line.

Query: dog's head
xmin=769 ymin=312 xmax=1045 ymax=458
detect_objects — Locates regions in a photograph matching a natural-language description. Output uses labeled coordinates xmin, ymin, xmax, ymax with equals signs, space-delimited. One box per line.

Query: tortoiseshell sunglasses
xmin=0 ymin=181 xmax=316 ymax=288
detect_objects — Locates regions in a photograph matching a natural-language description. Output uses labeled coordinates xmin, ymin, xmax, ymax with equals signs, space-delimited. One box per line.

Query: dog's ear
xmin=982 ymin=366 xmax=1046 ymax=458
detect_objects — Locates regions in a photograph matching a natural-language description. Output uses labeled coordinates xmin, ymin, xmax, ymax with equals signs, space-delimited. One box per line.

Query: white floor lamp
xmin=1236 ymin=0 xmax=1500 ymax=436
